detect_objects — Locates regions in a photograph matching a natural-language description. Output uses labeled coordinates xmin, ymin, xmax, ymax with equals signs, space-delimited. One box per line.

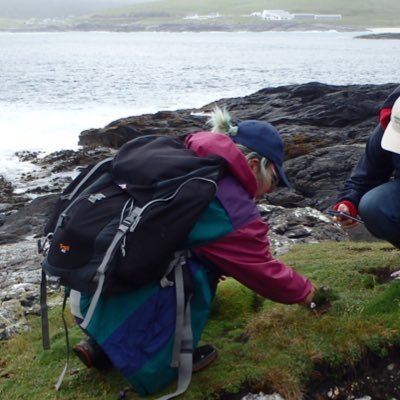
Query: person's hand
xmin=332 ymin=203 xmax=359 ymax=229
xmin=301 ymin=286 xmax=338 ymax=316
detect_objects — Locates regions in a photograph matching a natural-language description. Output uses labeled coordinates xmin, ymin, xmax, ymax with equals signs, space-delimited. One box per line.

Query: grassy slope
xmin=2 ymin=1 xmax=399 ymax=29
xmin=102 ymin=0 xmax=400 ymax=27
xmin=1 ymin=240 xmax=400 ymax=399
xmin=0 ymin=18 xmax=25 ymax=28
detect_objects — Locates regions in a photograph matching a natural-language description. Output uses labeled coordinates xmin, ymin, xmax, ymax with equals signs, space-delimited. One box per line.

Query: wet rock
xmin=0 ymin=299 xmax=29 ymax=340
xmin=77 ymin=82 xmax=398 ymax=152
xmin=0 ymin=175 xmax=29 ymax=214
xmin=281 ymin=144 xmax=366 ymax=211
xmin=258 ymin=204 xmax=348 ymax=254
xmin=78 ymin=111 xmax=204 ymax=148
xmin=0 ymin=239 xmax=64 ymax=338
xmin=33 ymin=146 xmax=115 ymax=172
xmin=0 ymin=194 xmax=58 ymax=244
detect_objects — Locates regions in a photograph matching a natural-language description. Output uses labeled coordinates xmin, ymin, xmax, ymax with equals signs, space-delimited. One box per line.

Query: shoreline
xmin=1 ymin=26 xmax=399 ymax=35
xmin=0 ymin=28 xmax=368 ymax=34
xmin=0 ymin=21 xmax=370 ymax=34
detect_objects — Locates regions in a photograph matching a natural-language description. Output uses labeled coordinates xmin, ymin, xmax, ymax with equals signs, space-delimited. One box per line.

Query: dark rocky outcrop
xmin=0 ymin=194 xmax=58 ymax=245
xmin=79 ymin=82 xmax=398 ymax=151
xmin=356 ymin=33 xmax=400 ymax=40
xmin=78 ymin=82 xmax=399 ymax=217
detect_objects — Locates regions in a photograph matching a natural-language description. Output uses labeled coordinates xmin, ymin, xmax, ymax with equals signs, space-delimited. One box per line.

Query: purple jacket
xmin=185 ymin=132 xmax=313 ymax=304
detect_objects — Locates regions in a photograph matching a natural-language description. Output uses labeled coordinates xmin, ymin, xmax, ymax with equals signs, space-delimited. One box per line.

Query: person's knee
xmin=359 ymin=189 xmax=400 ymax=246
xmin=358 ymin=192 xmax=387 ymax=240
xmin=358 ymin=191 xmax=381 ymax=222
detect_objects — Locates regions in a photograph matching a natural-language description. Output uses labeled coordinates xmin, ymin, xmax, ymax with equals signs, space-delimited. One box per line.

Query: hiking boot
xmin=73 ymin=337 xmax=112 ymax=370
xmin=192 ymin=344 xmax=218 ymax=373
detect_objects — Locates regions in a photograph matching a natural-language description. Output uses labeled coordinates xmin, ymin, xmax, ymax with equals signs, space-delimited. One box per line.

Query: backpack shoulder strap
xmin=40 ymin=269 xmax=50 ymax=350
xmin=39 ymin=235 xmax=61 ymax=350
xmin=156 ymin=305 xmax=193 ymax=400
xmin=55 ymin=292 xmax=71 ymax=391
xmin=157 ymin=252 xmax=193 ymax=400
xmin=79 ymin=202 xmax=141 ymax=329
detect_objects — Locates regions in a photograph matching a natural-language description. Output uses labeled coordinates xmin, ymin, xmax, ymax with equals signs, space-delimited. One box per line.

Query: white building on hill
xmin=260 ymin=10 xmax=293 ymax=21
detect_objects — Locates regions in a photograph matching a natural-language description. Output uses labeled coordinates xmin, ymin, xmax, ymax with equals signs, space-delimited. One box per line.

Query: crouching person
xmin=332 ymin=86 xmax=400 ymax=248
xmin=48 ymin=107 xmax=317 ymax=398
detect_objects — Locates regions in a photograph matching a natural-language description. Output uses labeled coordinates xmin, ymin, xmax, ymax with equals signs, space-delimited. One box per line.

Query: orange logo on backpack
xmin=59 ymin=243 xmax=71 ymax=253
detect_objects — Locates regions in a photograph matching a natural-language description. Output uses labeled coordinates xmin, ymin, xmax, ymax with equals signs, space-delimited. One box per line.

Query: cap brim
xmin=381 ymin=122 xmax=400 ymax=154
xmin=275 ymin=164 xmax=291 ymax=188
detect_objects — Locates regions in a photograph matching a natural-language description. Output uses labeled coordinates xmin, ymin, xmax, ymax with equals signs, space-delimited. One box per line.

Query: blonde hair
xmin=207 ymin=106 xmax=270 ymax=183
xmin=207 ymin=106 xmax=238 ymax=136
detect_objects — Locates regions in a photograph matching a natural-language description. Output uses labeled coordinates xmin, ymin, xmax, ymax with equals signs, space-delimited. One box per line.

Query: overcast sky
xmin=0 ymin=0 xmax=157 ymax=18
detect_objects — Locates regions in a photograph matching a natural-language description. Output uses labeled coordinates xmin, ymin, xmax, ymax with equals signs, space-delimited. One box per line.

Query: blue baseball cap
xmin=233 ymin=120 xmax=291 ymax=188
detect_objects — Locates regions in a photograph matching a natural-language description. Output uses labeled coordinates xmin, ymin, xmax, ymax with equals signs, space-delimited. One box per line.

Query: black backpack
xmin=39 ymin=134 xmax=226 ymax=399
xmin=39 ymin=134 xmax=225 ymax=328
xmin=42 ymin=135 xmax=225 ymax=294
xmin=44 ymin=136 xmax=223 ymax=286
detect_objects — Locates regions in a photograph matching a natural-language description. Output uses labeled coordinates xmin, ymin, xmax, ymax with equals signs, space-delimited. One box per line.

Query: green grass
xmin=1 ymin=241 xmax=400 ymax=399
xmin=0 ymin=18 xmax=25 ymax=29
xmin=98 ymin=0 xmax=400 ymax=27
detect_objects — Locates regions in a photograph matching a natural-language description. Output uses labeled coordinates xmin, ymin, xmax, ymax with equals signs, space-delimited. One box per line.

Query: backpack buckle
xmin=160 ymin=276 xmax=174 ymax=288
xmin=38 ymin=233 xmax=53 ymax=255
xmin=47 ymin=276 xmax=62 ymax=291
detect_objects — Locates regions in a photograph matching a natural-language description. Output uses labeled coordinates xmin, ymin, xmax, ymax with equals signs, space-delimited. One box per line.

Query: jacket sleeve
xmin=336 ymin=124 xmax=394 ymax=207
xmin=194 ymin=217 xmax=313 ymax=304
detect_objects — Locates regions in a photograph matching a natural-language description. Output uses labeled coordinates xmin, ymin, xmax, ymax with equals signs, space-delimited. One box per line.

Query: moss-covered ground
xmin=1 ymin=240 xmax=400 ymax=399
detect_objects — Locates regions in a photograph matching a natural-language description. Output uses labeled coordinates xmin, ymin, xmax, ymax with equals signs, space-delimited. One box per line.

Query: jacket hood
xmin=185 ymin=131 xmax=257 ymax=198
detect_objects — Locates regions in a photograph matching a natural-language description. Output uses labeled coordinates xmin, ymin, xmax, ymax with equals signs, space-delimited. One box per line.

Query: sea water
xmin=1 ymin=30 xmax=399 ymax=178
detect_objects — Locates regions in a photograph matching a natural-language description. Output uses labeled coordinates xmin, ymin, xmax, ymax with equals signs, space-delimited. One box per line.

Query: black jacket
xmin=337 ymin=85 xmax=400 ymax=208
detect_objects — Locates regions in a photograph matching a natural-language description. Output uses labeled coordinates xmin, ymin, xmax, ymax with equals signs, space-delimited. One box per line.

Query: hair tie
xmin=228 ymin=125 xmax=239 ymax=137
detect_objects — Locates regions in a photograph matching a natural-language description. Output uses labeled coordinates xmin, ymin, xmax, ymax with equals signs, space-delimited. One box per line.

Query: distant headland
xmin=355 ymin=32 xmax=400 ymax=40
